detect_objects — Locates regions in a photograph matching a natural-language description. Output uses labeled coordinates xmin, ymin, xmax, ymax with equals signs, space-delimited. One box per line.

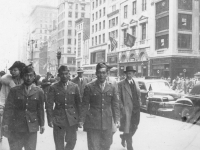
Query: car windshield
xmin=189 ymin=84 xmax=200 ymax=95
xmin=146 ymin=81 xmax=170 ymax=91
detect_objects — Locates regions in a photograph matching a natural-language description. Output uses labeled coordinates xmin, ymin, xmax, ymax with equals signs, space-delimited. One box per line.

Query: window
xmin=92 ymin=25 xmax=94 ymax=33
xmin=40 ymin=24 xmax=42 ymax=28
xmin=95 ymin=36 xmax=97 ymax=45
xmin=132 ymin=1 xmax=136 ymax=15
xmin=81 ymin=5 xmax=85 ymax=10
xmin=45 ymin=30 xmax=47 ymax=34
xmin=75 ymin=12 xmax=78 ymax=18
xmin=99 ymin=22 xmax=101 ymax=30
xmin=68 ymin=30 xmax=72 ymax=36
xmin=103 ymin=7 xmax=106 ymax=16
xmin=116 ymin=30 xmax=118 ymax=38
xmin=76 ymin=4 xmax=78 ymax=9
xmin=103 ymin=33 xmax=105 ymax=43
xmin=156 ymin=16 xmax=169 ymax=32
xmin=78 ymin=33 xmax=81 ymax=57
xmin=104 ymin=0 xmax=106 ymax=3
xmin=123 ymin=29 xmax=127 ymax=44
xmin=103 ymin=20 xmax=105 ymax=29
xmin=81 ymin=13 xmax=85 ymax=18
xmin=99 ymin=35 xmax=101 ymax=44
xmin=156 ymin=0 xmax=169 ymax=15
xmin=141 ymin=23 xmax=146 ymax=40
xmin=142 ymin=0 xmax=147 ymax=11
xmin=131 ymin=26 xmax=136 ymax=37
xmin=68 ymin=12 xmax=72 ymax=17
xmin=100 ymin=0 xmax=102 ymax=5
xmin=178 ymin=14 xmax=192 ymax=31
xmin=116 ymin=17 xmax=118 ymax=25
xmin=96 ymin=0 xmax=98 ymax=7
xmin=67 ymin=47 xmax=71 ymax=53
xmin=96 ymin=12 xmax=98 ymax=20
xmin=68 ymin=3 xmax=73 ymax=9
xmin=124 ymin=5 xmax=128 ymax=18
xmin=178 ymin=34 xmax=192 ymax=49
xmin=178 ymin=0 xmax=192 ymax=11
xmin=91 ymin=50 xmax=105 ymax=64
xmin=40 ymin=30 xmax=42 ymax=33
xmin=99 ymin=10 xmax=101 ymax=18
xmin=67 ymin=57 xmax=75 ymax=64
xmin=92 ymin=2 xmax=94 ymax=10
xmin=96 ymin=24 xmax=98 ymax=32
xmin=68 ymin=21 xmax=72 ymax=27
xmin=112 ymin=18 xmax=115 ymax=27
xmin=92 ymin=37 xmax=94 ymax=46
xmin=112 ymin=5 xmax=116 ymax=12
xmin=68 ymin=38 xmax=72 ymax=44
xmin=156 ymin=34 xmax=169 ymax=49
xmin=92 ymin=14 xmax=94 ymax=21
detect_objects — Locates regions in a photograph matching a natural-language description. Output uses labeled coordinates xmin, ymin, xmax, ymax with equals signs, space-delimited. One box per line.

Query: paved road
xmin=1 ymin=113 xmax=200 ymax=150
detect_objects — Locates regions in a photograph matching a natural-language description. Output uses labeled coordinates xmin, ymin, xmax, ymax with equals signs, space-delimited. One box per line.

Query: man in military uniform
xmin=2 ymin=64 xmax=45 ymax=150
xmin=46 ymin=65 xmax=81 ymax=150
xmin=118 ymin=66 xmax=141 ymax=150
xmin=79 ymin=63 xmax=120 ymax=150
xmin=71 ymin=68 xmax=90 ymax=101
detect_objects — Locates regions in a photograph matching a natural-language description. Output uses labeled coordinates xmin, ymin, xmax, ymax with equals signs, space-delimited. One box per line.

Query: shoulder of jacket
xmin=0 ymin=74 xmax=13 ymax=85
xmin=69 ymin=81 xmax=77 ymax=87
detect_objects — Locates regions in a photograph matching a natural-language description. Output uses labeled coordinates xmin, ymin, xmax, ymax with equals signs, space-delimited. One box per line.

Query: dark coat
xmin=80 ymin=80 xmax=120 ymax=130
xmin=3 ymin=84 xmax=45 ymax=132
xmin=118 ymin=79 xmax=141 ymax=133
xmin=46 ymin=81 xmax=81 ymax=127
xmin=71 ymin=76 xmax=90 ymax=98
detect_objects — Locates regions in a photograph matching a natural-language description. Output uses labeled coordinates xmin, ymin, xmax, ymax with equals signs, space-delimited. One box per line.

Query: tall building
xmin=28 ymin=5 xmax=57 ymax=74
xmin=57 ymin=0 xmax=90 ymax=75
xmin=151 ymin=0 xmax=200 ymax=79
xmin=118 ymin=0 xmax=154 ymax=77
xmin=75 ymin=18 xmax=90 ymax=68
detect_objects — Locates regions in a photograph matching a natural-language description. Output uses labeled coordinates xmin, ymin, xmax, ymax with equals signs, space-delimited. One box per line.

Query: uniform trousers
xmin=53 ymin=124 xmax=77 ymax=150
xmin=87 ymin=128 xmax=112 ymax=150
xmin=8 ymin=131 xmax=37 ymax=150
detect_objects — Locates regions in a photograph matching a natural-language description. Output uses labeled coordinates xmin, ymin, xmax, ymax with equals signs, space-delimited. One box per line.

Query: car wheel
xmin=181 ymin=107 xmax=192 ymax=122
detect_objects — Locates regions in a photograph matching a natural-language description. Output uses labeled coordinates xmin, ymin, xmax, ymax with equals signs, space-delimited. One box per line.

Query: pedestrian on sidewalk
xmin=2 ymin=64 xmax=45 ymax=150
xmin=118 ymin=66 xmax=141 ymax=150
xmin=46 ymin=65 xmax=81 ymax=150
xmin=79 ymin=63 xmax=120 ymax=150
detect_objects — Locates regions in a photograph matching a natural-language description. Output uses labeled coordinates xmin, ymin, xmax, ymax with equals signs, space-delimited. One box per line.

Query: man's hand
xmin=78 ymin=122 xmax=84 ymax=128
xmin=40 ymin=126 xmax=45 ymax=134
xmin=115 ymin=121 xmax=120 ymax=128
xmin=48 ymin=122 xmax=54 ymax=128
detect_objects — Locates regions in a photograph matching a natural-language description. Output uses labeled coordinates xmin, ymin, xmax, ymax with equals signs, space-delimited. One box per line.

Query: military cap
xmin=22 ymin=64 xmax=35 ymax=74
xmin=58 ymin=65 xmax=69 ymax=74
xmin=96 ymin=63 xmax=108 ymax=72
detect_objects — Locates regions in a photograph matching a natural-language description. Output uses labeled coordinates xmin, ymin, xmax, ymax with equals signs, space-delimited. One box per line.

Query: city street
xmin=1 ymin=112 xmax=200 ymax=150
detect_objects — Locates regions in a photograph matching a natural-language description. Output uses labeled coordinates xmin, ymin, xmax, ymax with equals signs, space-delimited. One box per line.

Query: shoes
xmin=120 ymin=134 xmax=126 ymax=147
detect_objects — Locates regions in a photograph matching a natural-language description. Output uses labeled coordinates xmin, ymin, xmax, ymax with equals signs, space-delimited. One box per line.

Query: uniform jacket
xmin=80 ymin=80 xmax=120 ymax=130
xmin=71 ymin=76 xmax=90 ymax=98
xmin=0 ymin=74 xmax=23 ymax=106
xmin=46 ymin=81 xmax=81 ymax=127
xmin=2 ymin=84 xmax=45 ymax=133
xmin=118 ymin=79 xmax=141 ymax=133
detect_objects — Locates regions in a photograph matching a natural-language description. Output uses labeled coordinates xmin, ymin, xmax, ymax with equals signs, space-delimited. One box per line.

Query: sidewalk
xmin=1 ymin=113 xmax=200 ymax=150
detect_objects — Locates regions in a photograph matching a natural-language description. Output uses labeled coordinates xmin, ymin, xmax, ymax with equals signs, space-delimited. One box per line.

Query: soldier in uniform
xmin=46 ymin=65 xmax=81 ymax=150
xmin=79 ymin=63 xmax=120 ymax=150
xmin=71 ymin=68 xmax=90 ymax=101
xmin=2 ymin=64 xmax=45 ymax=150
xmin=118 ymin=66 xmax=141 ymax=150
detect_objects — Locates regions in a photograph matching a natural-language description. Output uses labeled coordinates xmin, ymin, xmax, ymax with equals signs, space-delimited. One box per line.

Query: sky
xmin=0 ymin=0 xmax=57 ymax=71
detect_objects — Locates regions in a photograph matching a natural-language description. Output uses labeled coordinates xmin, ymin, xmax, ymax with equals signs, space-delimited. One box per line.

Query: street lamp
xmin=28 ymin=39 xmax=37 ymax=64
xmin=141 ymin=62 xmax=144 ymax=77
xmin=57 ymin=48 xmax=61 ymax=69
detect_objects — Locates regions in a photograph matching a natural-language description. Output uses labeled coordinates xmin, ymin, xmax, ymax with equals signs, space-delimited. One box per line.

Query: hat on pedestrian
xmin=58 ymin=65 xmax=69 ymax=74
xmin=124 ymin=66 xmax=136 ymax=73
xmin=22 ymin=64 xmax=35 ymax=75
xmin=77 ymin=68 xmax=84 ymax=73
xmin=96 ymin=63 xmax=108 ymax=72
xmin=9 ymin=61 xmax=26 ymax=71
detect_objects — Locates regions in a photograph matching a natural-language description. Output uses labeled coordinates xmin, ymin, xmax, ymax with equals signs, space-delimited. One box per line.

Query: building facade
xmin=28 ymin=5 xmax=57 ymax=74
xmin=152 ymin=0 xmax=200 ymax=79
xmin=57 ymin=0 xmax=90 ymax=75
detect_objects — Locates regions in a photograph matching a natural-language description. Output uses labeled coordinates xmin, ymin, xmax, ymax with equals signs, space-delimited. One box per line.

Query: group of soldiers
xmin=0 ymin=61 xmax=141 ymax=150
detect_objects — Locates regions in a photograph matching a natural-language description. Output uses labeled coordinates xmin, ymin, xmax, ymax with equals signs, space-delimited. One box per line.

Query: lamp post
xmin=28 ymin=39 xmax=37 ymax=64
xmin=141 ymin=62 xmax=144 ymax=77
xmin=57 ymin=47 xmax=61 ymax=69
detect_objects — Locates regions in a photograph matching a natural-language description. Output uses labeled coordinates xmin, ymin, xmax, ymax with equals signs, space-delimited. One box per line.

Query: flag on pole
xmin=109 ymin=37 xmax=117 ymax=51
xmin=124 ymin=33 xmax=136 ymax=48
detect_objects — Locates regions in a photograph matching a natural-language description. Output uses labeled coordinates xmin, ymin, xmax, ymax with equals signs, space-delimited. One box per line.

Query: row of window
xmin=68 ymin=3 xmax=85 ymax=10
xmin=58 ymin=12 xmax=65 ymax=23
xmin=58 ymin=21 xmax=65 ymax=31
xmin=68 ymin=11 xmax=85 ymax=18
xmin=40 ymin=24 xmax=52 ymax=29
xmin=40 ymin=29 xmax=49 ymax=34
xmin=92 ymin=20 xmax=106 ymax=33
xmin=58 ymin=30 xmax=64 ymax=39
xmin=92 ymin=7 xmax=106 ymax=21
xmin=109 ymin=30 xmax=118 ymax=39
xmin=91 ymin=33 xmax=105 ymax=46
xmin=92 ymin=0 xmax=106 ymax=10
xmin=109 ymin=17 xmax=118 ymax=28
xmin=62 ymin=57 xmax=76 ymax=65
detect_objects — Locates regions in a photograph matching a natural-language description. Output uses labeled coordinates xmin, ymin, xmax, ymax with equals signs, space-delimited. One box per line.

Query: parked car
xmin=174 ymin=83 xmax=200 ymax=122
xmin=134 ymin=78 xmax=181 ymax=114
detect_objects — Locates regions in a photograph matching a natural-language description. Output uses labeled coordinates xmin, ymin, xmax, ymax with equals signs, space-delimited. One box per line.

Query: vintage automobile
xmin=135 ymin=78 xmax=181 ymax=114
xmin=174 ymin=83 xmax=200 ymax=122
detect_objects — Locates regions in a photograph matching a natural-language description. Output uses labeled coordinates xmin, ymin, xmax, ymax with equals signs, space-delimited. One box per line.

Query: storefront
xmin=107 ymin=52 xmax=118 ymax=77
xmin=150 ymin=57 xmax=200 ymax=79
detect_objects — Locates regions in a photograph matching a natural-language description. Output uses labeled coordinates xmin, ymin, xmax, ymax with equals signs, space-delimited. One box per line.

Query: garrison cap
xmin=22 ymin=64 xmax=35 ymax=74
xmin=58 ymin=65 xmax=69 ymax=74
